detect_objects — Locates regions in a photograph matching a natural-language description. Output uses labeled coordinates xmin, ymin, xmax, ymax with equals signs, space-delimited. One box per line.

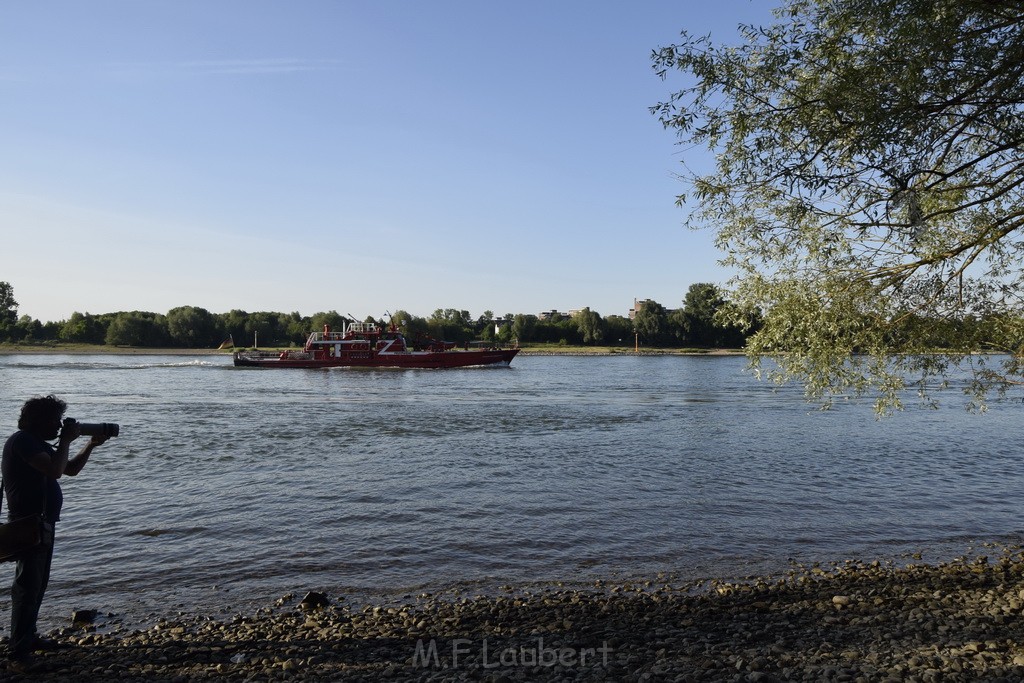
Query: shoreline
xmin=15 ymin=549 xmax=1024 ymax=681
xmin=0 ymin=345 xmax=744 ymax=357
xmin=0 ymin=345 xmax=227 ymax=356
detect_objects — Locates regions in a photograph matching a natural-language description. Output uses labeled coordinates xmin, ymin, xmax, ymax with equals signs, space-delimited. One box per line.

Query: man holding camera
xmin=2 ymin=395 xmax=108 ymax=671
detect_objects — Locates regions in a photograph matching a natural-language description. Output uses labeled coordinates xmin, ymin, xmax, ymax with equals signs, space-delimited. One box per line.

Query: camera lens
xmin=77 ymin=423 xmax=120 ymax=438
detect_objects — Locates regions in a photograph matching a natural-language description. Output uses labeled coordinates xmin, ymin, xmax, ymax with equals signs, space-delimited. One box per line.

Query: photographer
xmin=2 ymin=395 xmax=108 ymax=671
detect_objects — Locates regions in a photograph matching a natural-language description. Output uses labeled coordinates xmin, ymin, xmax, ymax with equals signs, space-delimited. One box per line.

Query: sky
xmin=1 ymin=1 xmax=777 ymax=324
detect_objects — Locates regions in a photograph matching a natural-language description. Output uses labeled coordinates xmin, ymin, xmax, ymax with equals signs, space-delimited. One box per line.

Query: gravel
xmin=11 ymin=548 xmax=1024 ymax=681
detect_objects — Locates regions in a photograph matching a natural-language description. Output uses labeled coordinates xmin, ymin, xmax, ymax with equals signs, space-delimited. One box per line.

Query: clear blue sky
xmin=1 ymin=1 xmax=776 ymax=324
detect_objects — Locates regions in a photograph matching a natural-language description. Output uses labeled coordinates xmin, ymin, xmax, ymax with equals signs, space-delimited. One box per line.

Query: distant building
xmin=537 ymin=309 xmax=568 ymax=321
xmin=629 ymin=298 xmax=679 ymax=320
xmin=628 ymin=299 xmax=652 ymax=321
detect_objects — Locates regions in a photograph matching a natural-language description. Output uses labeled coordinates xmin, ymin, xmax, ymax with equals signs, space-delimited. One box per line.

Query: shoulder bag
xmin=0 ymin=478 xmax=43 ymax=562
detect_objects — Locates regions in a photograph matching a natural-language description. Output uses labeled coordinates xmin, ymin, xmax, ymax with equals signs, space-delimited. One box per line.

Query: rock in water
xmin=72 ymin=609 xmax=99 ymax=625
xmin=299 ymin=591 xmax=330 ymax=610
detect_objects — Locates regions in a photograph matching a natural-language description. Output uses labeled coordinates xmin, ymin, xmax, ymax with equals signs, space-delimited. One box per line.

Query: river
xmin=0 ymin=353 xmax=1020 ymax=630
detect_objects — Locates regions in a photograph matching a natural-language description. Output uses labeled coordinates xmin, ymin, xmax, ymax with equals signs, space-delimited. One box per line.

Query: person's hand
xmin=89 ymin=435 xmax=109 ymax=447
xmin=60 ymin=418 xmax=81 ymax=443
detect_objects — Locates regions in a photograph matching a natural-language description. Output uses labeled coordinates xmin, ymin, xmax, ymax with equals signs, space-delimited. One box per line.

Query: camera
xmin=74 ymin=421 xmax=120 ymax=438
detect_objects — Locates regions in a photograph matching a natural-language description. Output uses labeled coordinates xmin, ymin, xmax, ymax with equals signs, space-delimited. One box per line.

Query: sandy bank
xmin=11 ymin=549 xmax=1024 ymax=681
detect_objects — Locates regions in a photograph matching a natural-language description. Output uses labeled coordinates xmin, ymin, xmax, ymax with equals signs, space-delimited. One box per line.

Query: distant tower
xmin=629 ymin=298 xmax=650 ymax=321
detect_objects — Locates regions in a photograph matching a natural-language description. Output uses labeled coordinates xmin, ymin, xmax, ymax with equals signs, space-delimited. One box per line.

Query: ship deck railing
xmin=237 ymin=350 xmax=314 ymax=359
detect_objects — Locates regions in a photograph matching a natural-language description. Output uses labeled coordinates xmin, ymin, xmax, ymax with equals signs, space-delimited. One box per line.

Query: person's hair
xmin=18 ymin=395 xmax=67 ymax=431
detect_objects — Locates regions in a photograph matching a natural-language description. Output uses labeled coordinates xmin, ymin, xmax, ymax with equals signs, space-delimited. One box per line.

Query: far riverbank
xmin=0 ymin=344 xmax=744 ymax=357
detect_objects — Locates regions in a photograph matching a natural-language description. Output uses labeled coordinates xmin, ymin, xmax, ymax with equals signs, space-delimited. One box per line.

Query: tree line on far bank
xmin=0 ymin=281 xmax=758 ymax=349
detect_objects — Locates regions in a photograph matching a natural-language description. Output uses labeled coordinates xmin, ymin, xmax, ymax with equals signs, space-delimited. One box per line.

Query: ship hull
xmin=233 ymin=348 xmax=519 ymax=369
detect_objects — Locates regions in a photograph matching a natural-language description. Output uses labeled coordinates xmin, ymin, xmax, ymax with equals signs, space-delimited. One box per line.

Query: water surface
xmin=0 ymin=353 xmax=1019 ymax=629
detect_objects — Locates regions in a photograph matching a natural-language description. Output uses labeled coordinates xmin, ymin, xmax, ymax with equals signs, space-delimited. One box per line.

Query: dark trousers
xmin=9 ymin=522 xmax=54 ymax=657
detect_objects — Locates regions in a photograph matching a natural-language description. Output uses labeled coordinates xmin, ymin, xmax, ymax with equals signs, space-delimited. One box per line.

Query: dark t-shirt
xmin=1 ymin=430 xmax=63 ymax=522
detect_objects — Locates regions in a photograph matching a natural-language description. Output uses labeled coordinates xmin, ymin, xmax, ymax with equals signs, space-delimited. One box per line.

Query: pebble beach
xmin=10 ymin=547 xmax=1024 ymax=682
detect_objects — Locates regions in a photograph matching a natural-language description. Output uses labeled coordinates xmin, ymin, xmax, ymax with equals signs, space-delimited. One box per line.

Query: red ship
xmin=233 ymin=322 xmax=519 ymax=369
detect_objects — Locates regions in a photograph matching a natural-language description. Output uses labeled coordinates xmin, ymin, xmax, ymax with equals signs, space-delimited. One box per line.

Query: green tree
xmin=681 ymin=284 xmax=720 ymax=345
xmin=38 ymin=321 xmax=62 ymax=341
xmin=309 ymin=311 xmax=349 ymax=337
xmin=604 ymin=315 xmax=634 ymax=346
xmin=280 ymin=311 xmax=307 ymax=345
xmin=633 ymin=300 xmax=669 ymax=347
xmin=667 ymin=307 xmax=690 ymax=346
xmin=573 ymin=307 xmax=605 ymax=344
xmin=59 ymin=312 xmax=108 ymax=344
xmin=166 ymin=306 xmax=222 ymax=348
xmin=679 ymin=283 xmax=752 ymax=347
xmin=105 ymin=312 xmax=169 ymax=347
xmin=534 ymin=317 xmax=578 ymax=344
xmin=0 ymin=281 xmax=17 ymax=329
xmin=428 ymin=308 xmax=474 ymax=342
xmin=11 ymin=315 xmax=41 ymax=342
xmin=476 ymin=310 xmax=495 ymax=331
xmin=390 ymin=310 xmax=430 ymax=340
xmin=511 ymin=314 xmax=537 ymax=343
xmin=104 ymin=314 xmax=141 ymax=347
xmin=653 ymin=0 xmax=1024 ymax=411
xmin=243 ymin=311 xmax=296 ymax=347
xmin=218 ymin=309 xmax=251 ymax=346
